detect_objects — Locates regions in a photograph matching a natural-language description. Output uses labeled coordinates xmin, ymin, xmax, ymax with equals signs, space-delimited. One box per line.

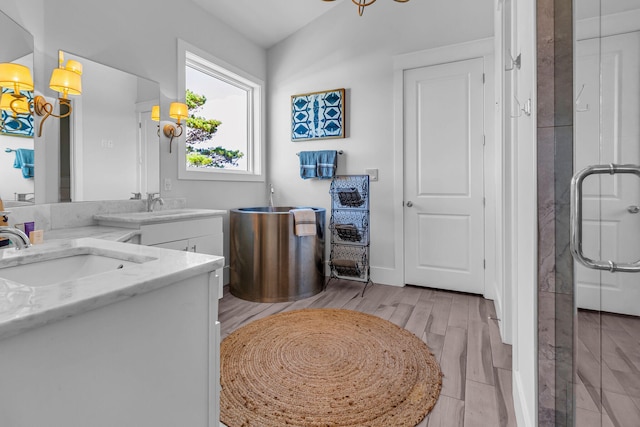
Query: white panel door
xmin=575 ymin=32 xmax=640 ymax=315
xmin=404 ymin=58 xmax=485 ymax=294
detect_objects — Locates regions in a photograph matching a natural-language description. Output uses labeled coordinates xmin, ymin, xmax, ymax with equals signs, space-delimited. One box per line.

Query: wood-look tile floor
xmin=219 ymin=280 xmax=517 ymax=427
xmin=576 ymin=310 xmax=640 ymax=427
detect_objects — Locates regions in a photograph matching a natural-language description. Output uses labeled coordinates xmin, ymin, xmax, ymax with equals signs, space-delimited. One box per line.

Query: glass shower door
xmin=573 ymin=1 xmax=640 ymax=425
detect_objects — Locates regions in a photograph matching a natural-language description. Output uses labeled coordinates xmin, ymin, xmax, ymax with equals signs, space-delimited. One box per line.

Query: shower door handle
xmin=570 ymin=164 xmax=640 ymax=273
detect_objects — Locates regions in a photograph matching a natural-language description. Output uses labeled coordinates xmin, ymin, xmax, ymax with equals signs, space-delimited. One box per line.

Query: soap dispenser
xmin=0 ymin=196 xmax=8 ymax=247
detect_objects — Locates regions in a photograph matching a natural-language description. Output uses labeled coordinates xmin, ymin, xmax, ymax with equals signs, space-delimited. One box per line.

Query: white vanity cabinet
xmin=94 ymin=210 xmax=226 ymax=298
xmin=0 ymin=239 xmax=224 ymax=427
xmin=141 ymin=216 xmax=223 ymax=256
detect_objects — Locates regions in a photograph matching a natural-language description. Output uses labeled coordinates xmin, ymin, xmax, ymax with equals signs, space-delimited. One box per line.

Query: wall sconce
xmin=163 ymin=102 xmax=188 ymax=153
xmin=29 ymin=52 xmax=82 ymax=137
xmin=0 ymin=63 xmax=34 ymax=94
xmin=0 ymin=63 xmax=34 ymax=132
xmin=0 ymin=92 xmax=30 ymax=131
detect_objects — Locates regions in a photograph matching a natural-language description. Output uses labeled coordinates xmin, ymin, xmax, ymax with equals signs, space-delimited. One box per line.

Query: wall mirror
xmin=60 ymin=51 xmax=160 ymax=202
xmin=0 ymin=10 xmax=34 ymax=207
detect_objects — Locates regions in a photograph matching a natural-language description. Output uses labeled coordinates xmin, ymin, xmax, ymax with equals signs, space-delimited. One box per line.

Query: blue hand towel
xmin=316 ymin=150 xmax=337 ymax=179
xmin=13 ymin=148 xmax=34 ymax=178
xmin=299 ymin=151 xmax=317 ymax=179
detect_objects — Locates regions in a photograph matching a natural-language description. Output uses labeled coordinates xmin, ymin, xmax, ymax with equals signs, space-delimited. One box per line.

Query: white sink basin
xmin=0 ymin=247 xmax=156 ymax=287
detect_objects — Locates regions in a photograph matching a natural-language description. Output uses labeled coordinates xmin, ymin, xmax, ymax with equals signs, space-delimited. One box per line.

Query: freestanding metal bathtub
xmin=230 ymin=207 xmax=326 ymax=303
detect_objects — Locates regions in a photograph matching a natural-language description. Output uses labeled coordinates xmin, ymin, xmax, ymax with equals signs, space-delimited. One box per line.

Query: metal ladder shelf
xmin=327 ymin=175 xmax=372 ymax=295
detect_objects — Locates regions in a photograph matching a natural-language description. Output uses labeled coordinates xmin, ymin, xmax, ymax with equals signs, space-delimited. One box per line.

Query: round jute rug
xmin=220 ymin=308 xmax=442 ymax=427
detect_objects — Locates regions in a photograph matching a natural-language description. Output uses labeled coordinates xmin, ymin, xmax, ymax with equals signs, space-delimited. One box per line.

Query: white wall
xmin=1 ymin=0 xmax=267 ymax=210
xmin=0 ymin=135 xmax=34 ymax=201
xmin=267 ymin=0 xmax=494 ymax=284
xmin=76 ymin=60 xmax=138 ymax=201
xmin=1 ymin=0 xmax=268 ymax=275
xmin=509 ymin=0 xmax=538 ymax=425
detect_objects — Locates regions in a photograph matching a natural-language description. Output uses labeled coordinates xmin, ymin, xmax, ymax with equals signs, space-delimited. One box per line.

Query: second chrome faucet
xmin=146 ymin=193 xmax=164 ymax=212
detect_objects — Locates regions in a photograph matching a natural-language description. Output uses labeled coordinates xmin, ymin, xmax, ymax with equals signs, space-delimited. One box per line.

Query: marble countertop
xmin=94 ymin=209 xmax=226 ymax=228
xmin=45 ymin=225 xmax=141 ymax=243
xmin=0 ymin=238 xmax=224 ymax=341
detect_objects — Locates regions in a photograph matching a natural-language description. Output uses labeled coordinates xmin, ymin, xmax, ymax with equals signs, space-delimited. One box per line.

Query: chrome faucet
xmin=0 ymin=226 xmax=31 ymax=250
xmin=146 ymin=193 xmax=164 ymax=212
xmin=269 ymin=184 xmax=275 ymax=210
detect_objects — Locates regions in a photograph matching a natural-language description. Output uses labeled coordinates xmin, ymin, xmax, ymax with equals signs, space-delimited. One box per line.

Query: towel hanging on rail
xmin=298 ymin=150 xmax=338 ymax=180
xmin=316 ymin=150 xmax=337 ymax=179
xmin=299 ymin=151 xmax=318 ymax=179
xmin=289 ymin=208 xmax=316 ymax=236
xmin=11 ymin=148 xmax=34 ymax=178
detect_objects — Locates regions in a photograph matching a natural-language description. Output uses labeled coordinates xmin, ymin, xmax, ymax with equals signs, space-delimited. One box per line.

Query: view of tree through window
xmin=185 ymin=63 xmax=249 ymax=171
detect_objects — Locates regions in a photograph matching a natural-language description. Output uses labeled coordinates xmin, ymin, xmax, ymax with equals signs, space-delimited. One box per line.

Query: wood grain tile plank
xmin=388 ymin=302 xmax=415 ymax=328
xmin=463 ymin=380 xmax=499 ymax=427
xmin=577 ymin=339 xmax=603 ymax=399
xmin=440 ymin=326 xmax=467 ymax=400
xmin=604 ymin=328 xmax=640 ymax=373
xmin=448 ymin=293 xmax=470 ymax=330
xmin=305 ymin=281 xmax=362 ymax=309
xmin=494 ymin=368 xmax=517 ymax=427
xmin=428 ymin=293 xmax=454 ymax=336
xmin=373 ymin=303 xmax=397 ymax=321
xmin=425 ymin=331 xmax=445 ymax=363
xmin=602 ymin=389 xmax=640 ymax=427
xmin=426 ymin=395 xmax=465 ymax=427
xmin=578 ymin=319 xmax=603 ymax=364
xmin=632 ymin=395 xmax=640 ymax=414
xmin=576 ymin=408 xmax=615 ymax=427
xmin=617 ymin=313 xmax=640 ymax=343
xmin=575 ymin=377 xmax=600 ymax=412
xmin=601 ymin=357 xmax=628 ymax=395
xmin=488 ymin=317 xmax=512 ymax=370
xmin=398 ymin=284 xmax=426 ymax=305
xmin=601 ymin=313 xmax=631 ymax=333
xmin=466 ymin=320 xmax=495 ymax=385
xmin=350 ymin=282 xmax=398 ymax=313
xmin=609 ymin=368 xmax=640 ymax=399
xmin=404 ymin=291 xmax=435 ymax=337
xmin=468 ymin=296 xmax=489 ymax=325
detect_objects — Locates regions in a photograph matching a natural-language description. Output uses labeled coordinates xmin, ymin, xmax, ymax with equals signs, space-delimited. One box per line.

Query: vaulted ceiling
xmin=191 ymin=0 xmax=341 ymax=49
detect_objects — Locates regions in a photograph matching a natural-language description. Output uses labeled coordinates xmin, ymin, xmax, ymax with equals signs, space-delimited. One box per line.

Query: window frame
xmin=177 ymin=40 xmax=265 ymax=182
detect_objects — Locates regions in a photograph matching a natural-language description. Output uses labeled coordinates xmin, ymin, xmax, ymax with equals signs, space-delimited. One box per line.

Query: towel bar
xmin=296 ymin=150 xmax=343 ymax=156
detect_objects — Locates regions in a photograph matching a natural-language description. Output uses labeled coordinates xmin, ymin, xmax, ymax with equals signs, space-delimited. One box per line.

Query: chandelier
xmin=323 ymin=0 xmax=410 ymax=17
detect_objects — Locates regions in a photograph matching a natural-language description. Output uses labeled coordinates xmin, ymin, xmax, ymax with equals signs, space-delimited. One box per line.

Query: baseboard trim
xmin=513 ymin=370 xmax=536 ymax=427
xmin=370 ymin=266 xmax=403 ymax=286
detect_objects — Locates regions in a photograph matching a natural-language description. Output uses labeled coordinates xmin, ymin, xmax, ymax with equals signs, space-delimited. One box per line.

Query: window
xmin=177 ymin=40 xmax=264 ymax=181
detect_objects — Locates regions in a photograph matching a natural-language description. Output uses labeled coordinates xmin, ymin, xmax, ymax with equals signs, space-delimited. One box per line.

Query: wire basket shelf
xmin=329 ymin=244 xmax=369 ymax=282
xmin=329 ymin=175 xmax=369 ymax=210
xmin=330 ymin=209 xmax=369 ymax=245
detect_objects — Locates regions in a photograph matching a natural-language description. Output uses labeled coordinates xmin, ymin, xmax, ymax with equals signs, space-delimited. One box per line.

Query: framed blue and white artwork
xmin=291 ymin=88 xmax=345 ymax=141
xmin=1 ymin=87 xmax=34 ymax=138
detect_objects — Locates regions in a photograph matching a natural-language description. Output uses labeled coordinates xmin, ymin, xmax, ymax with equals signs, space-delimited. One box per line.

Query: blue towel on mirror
xmin=299 ymin=151 xmax=317 ymax=179
xmin=13 ymin=148 xmax=34 ymax=178
xmin=316 ymin=150 xmax=337 ymax=179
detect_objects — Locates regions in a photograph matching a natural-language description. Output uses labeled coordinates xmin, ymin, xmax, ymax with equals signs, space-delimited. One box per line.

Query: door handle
xmin=627 ymin=205 xmax=640 ymax=214
xmin=406 ymin=201 xmax=413 ymax=207
xmin=570 ymin=164 xmax=640 ymax=273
